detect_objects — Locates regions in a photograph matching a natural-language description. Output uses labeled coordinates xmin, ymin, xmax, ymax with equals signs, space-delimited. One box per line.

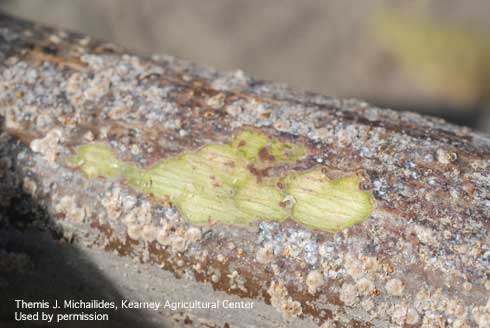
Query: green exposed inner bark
xmin=69 ymin=130 xmax=373 ymax=232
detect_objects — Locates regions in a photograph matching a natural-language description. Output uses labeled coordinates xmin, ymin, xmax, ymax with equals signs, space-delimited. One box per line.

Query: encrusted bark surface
xmin=1 ymin=13 xmax=490 ymax=328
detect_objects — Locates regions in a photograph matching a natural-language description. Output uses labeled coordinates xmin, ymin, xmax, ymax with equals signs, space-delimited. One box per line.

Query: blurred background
xmin=2 ymin=0 xmax=490 ymax=132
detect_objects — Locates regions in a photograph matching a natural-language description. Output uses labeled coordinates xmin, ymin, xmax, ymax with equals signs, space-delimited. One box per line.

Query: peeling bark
xmin=1 ymin=13 xmax=490 ymax=328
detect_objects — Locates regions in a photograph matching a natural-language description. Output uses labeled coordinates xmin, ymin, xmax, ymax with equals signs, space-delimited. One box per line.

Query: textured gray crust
xmin=1 ymin=13 xmax=490 ymax=328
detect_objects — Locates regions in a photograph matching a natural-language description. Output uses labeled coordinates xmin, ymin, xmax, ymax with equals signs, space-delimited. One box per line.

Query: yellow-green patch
xmin=372 ymin=9 xmax=490 ymax=103
xmin=286 ymin=170 xmax=373 ymax=232
xmin=69 ymin=130 xmax=373 ymax=232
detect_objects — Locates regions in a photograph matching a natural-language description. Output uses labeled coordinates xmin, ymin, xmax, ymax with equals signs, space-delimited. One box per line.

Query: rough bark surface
xmin=1 ymin=13 xmax=490 ymax=328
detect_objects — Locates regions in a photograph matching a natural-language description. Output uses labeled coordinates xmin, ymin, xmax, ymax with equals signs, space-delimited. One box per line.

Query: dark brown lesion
xmin=258 ymin=146 xmax=276 ymax=162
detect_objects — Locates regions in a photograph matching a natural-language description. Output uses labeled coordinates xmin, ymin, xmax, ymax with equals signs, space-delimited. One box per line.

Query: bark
xmin=1 ymin=13 xmax=490 ymax=328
